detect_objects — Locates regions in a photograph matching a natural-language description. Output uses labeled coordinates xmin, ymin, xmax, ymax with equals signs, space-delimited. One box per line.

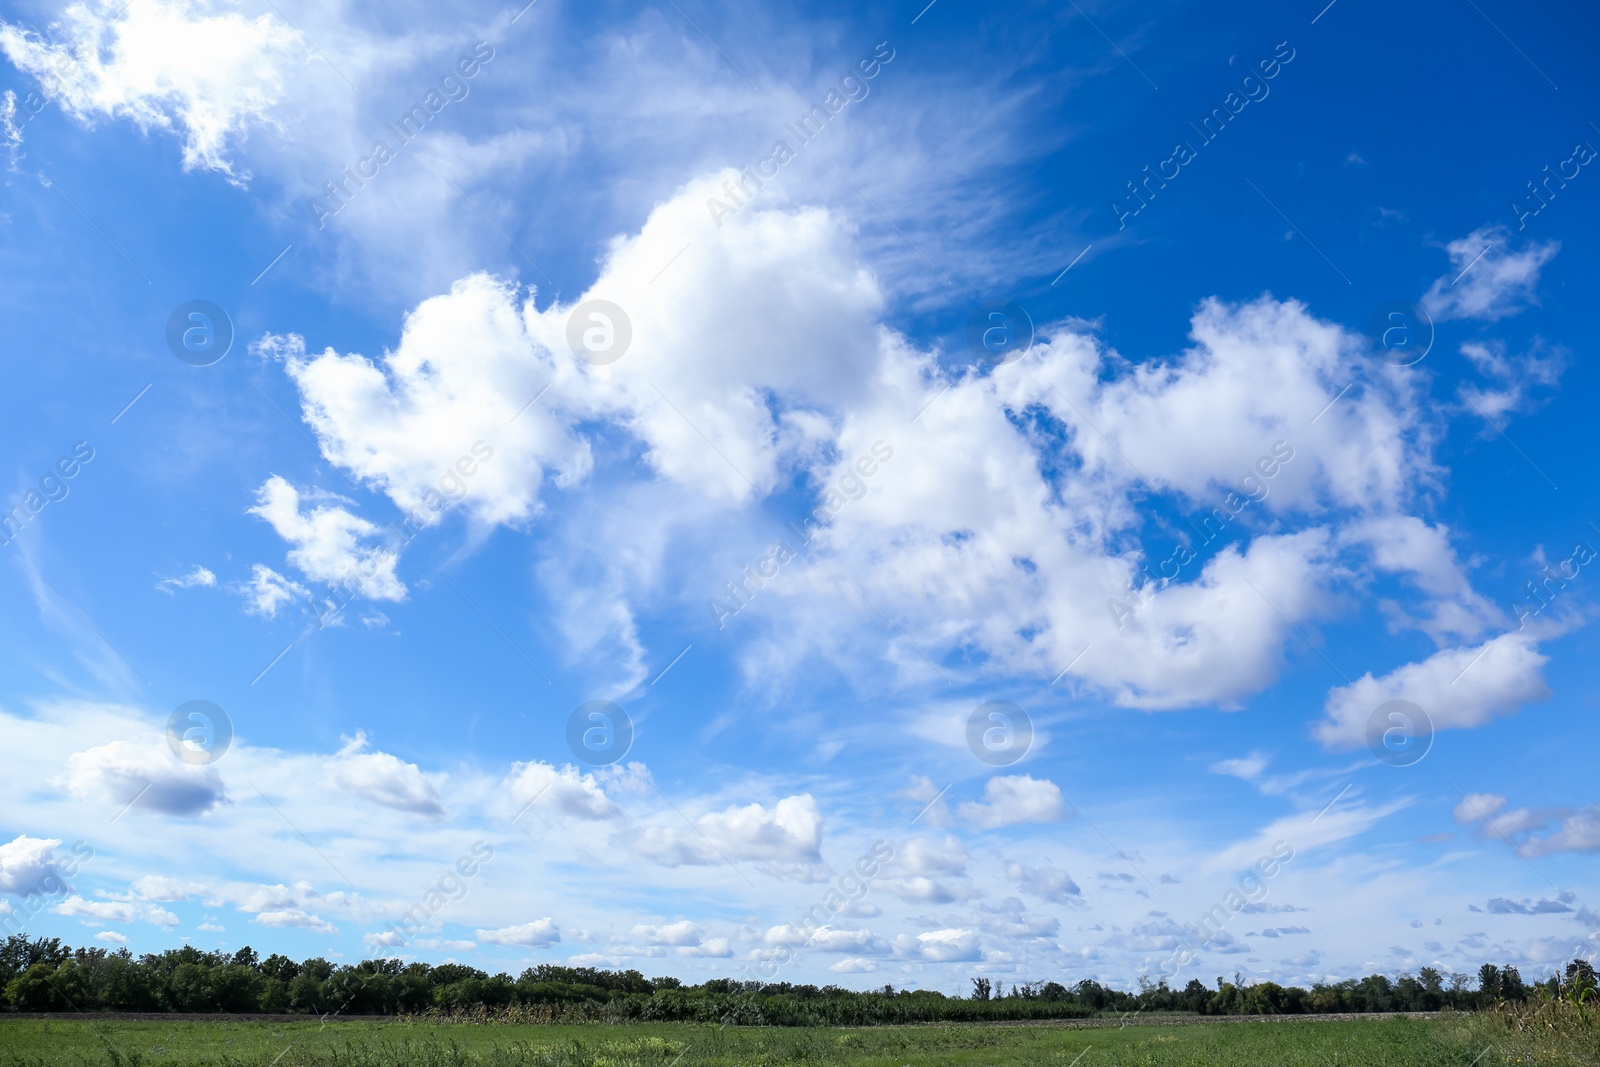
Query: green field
xmin=0 ymin=1014 xmax=1594 ymax=1067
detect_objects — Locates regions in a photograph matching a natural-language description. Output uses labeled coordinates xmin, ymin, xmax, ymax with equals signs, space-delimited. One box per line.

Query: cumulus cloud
xmin=0 ymin=0 xmax=305 ymax=178
xmin=630 ymin=920 xmax=705 ymax=946
xmin=504 ymin=761 xmax=620 ymax=821
xmin=893 ymin=927 xmax=982 ymax=962
xmin=0 ymin=835 xmax=63 ymax=894
xmin=54 ymin=896 xmax=178 ymax=927
xmin=630 ymin=795 xmax=823 ymax=868
xmin=248 ymin=476 xmax=404 ymax=601
xmin=1004 ymin=861 xmax=1082 ymax=905
xmin=958 ymin=775 xmax=1069 ymax=829
xmin=477 ymin=918 xmax=560 ymax=946
xmin=1314 ymin=631 xmax=1551 ymax=748
xmin=234 ymin=563 xmax=310 ymax=618
xmin=806 ymin=925 xmax=891 ymax=955
xmin=254 ymin=908 xmax=338 ymax=934
xmin=61 ymin=737 xmax=227 ymax=816
xmin=328 ymin=733 xmax=445 ymax=817
xmin=251 ymin=170 xmax=1466 ymax=715
xmin=1422 ymin=225 xmax=1559 ymax=322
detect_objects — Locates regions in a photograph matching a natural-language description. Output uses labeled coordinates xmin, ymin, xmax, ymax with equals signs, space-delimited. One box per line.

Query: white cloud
xmin=1422 ymin=225 xmax=1559 ymax=322
xmin=829 ymin=957 xmax=878 ymax=973
xmin=677 ymin=937 xmax=733 ymax=958
xmin=1314 ymin=631 xmax=1551 ymax=748
xmin=235 ymin=563 xmax=310 ymax=618
xmin=127 ymin=875 xmax=208 ymax=901
xmin=253 ymin=170 xmax=1466 ymax=717
xmin=0 ymin=0 xmax=305 ymax=178
xmin=156 ymin=565 xmax=216 ymax=592
xmin=630 ymin=920 xmax=705 ymax=946
xmin=61 ymin=737 xmax=227 ymax=817
xmin=0 ymin=835 xmax=63 ymax=894
xmin=894 ymin=927 xmax=982 ymax=962
xmin=328 ymin=733 xmax=444 ymax=817
xmin=248 ymin=476 xmax=404 ymax=602
xmin=504 ymin=761 xmax=620 ymax=821
xmin=631 ymin=794 xmax=822 ymax=867
xmin=94 ymin=930 xmax=128 ymax=944
xmin=887 ymin=836 xmax=968 ymax=878
xmin=958 ymin=775 xmax=1069 ymax=829
xmin=54 ymin=896 xmax=178 ymax=927
xmin=254 ymin=908 xmax=338 ymax=934
xmin=1004 ymin=861 xmax=1082 ymax=905
xmin=477 ymin=918 xmax=560 ymax=946
xmin=805 ymin=925 xmax=891 ymax=955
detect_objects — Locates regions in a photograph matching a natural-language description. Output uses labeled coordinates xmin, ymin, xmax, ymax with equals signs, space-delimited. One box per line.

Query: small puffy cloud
xmin=55 ymin=896 xmax=177 ymax=927
xmin=328 ymin=733 xmax=444 ymax=817
xmin=477 ymin=918 xmax=560 ymax=946
xmin=156 ymin=565 xmax=216 ymax=592
xmin=248 ymin=476 xmax=404 ymax=601
xmin=197 ymin=922 xmax=225 ymax=932
xmin=959 ymin=775 xmax=1069 ymax=829
xmin=1005 ymin=861 xmax=1082 ymax=905
xmin=697 ymin=794 xmax=822 ymax=862
xmin=127 ymin=875 xmax=208 ymax=902
xmin=0 ymin=0 xmax=305 ymax=177
xmin=630 ymin=920 xmax=704 ymax=946
xmin=806 ymin=926 xmax=891 ymax=955
xmin=829 ymin=957 xmax=878 ymax=973
xmin=505 ymin=761 xmax=619 ymax=820
xmin=1422 ymin=225 xmax=1559 ymax=322
xmin=764 ymin=924 xmax=809 ymax=947
xmin=254 ymin=909 xmax=337 ymax=934
xmin=0 ymin=835 xmax=63 ymax=894
xmin=894 ymin=928 xmax=982 ymax=962
xmin=677 ymin=937 xmax=733 ymax=958
xmin=235 ymin=563 xmax=310 ymax=618
xmin=1314 ymin=632 xmax=1550 ymax=748
xmin=93 ymin=931 xmax=128 ymax=945
xmin=54 ymin=896 xmax=135 ymax=922
xmin=262 ymin=273 xmax=591 ymax=530
xmin=889 ymin=836 xmax=969 ymax=878
xmin=632 ymin=795 xmax=822 ymax=867
xmin=61 ymin=737 xmax=227 ymax=817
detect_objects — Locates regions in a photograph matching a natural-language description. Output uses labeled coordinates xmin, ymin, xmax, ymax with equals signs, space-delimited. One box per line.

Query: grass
xmin=0 ymin=1012 xmax=1593 ymax=1067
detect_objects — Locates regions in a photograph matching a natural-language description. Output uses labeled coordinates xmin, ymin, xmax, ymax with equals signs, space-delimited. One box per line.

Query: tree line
xmin=1 ymin=935 xmax=1594 ymax=1023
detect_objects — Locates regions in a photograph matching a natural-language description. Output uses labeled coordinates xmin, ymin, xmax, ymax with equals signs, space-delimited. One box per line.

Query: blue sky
xmin=0 ymin=0 xmax=1597 ymax=990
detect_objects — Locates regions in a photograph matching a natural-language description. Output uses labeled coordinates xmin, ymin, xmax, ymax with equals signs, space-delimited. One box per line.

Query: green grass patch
xmin=3 ymin=1013 xmax=1592 ymax=1067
